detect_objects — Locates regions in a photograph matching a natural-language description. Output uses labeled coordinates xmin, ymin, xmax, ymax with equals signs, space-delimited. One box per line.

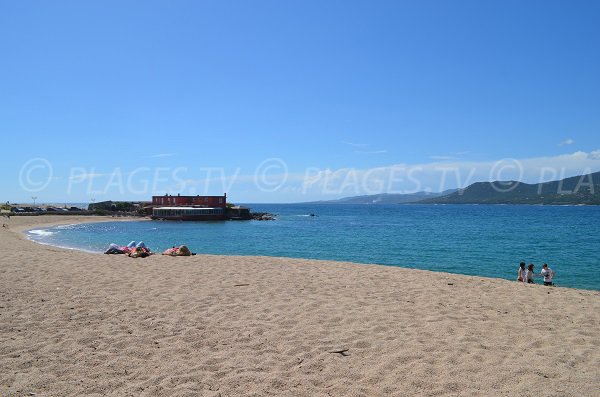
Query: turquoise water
xmin=27 ymin=204 xmax=600 ymax=291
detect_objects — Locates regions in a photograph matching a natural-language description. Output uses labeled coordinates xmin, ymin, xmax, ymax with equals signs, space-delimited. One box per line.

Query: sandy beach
xmin=0 ymin=216 xmax=598 ymax=396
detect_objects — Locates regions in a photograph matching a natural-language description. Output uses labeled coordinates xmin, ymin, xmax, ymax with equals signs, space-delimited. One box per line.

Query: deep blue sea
xmin=27 ymin=204 xmax=600 ymax=291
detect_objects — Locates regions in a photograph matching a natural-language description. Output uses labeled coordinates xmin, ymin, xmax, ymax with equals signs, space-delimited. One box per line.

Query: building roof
xmin=154 ymin=207 xmax=218 ymax=210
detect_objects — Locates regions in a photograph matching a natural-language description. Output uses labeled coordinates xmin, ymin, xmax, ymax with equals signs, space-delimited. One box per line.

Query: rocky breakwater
xmin=251 ymin=212 xmax=276 ymax=221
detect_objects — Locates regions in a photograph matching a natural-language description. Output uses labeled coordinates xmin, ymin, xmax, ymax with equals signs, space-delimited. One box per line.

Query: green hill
xmin=306 ymin=190 xmax=456 ymax=205
xmin=420 ymin=171 xmax=600 ymax=205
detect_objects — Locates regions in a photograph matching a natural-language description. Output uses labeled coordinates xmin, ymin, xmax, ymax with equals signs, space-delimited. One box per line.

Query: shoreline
xmin=17 ymin=215 xmax=599 ymax=292
xmin=18 ymin=216 xmax=146 ymax=255
xmin=10 ymin=214 xmax=145 ymax=234
xmin=1 ymin=215 xmax=599 ymax=396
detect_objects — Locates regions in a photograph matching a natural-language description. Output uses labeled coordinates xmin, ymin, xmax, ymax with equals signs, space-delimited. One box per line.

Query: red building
xmin=149 ymin=193 xmax=228 ymax=220
xmin=151 ymin=193 xmax=227 ymax=208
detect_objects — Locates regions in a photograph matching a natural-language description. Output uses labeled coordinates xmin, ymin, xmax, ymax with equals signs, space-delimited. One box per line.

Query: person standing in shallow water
xmin=541 ymin=263 xmax=555 ymax=286
xmin=525 ymin=263 xmax=535 ymax=284
xmin=517 ymin=262 xmax=526 ymax=282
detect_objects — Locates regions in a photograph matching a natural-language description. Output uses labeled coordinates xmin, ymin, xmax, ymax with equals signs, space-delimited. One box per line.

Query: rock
xmin=251 ymin=212 xmax=276 ymax=221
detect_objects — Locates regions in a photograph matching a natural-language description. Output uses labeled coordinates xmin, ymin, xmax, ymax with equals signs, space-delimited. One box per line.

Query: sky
xmin=1 ymin=0 xmax=599 ymax=203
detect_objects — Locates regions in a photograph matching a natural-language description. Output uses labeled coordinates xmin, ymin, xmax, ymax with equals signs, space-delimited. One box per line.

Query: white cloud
xmin=151 ymin=153 xmax=177 ymax=158
xmin=559 ymin=138 xmax=574 ymax=146
xmin=429 ymin=155 xmax=456 ymax=161
xmin=291 ymin=149 xmax=600 ymax=198
xmin=344 ymin=141 xmax=387 ymax=155
xmin=429 ymin=151 xmax=472 ymax=161
xmin=587 ymin=150 xmax=600 ymax=160
xmin=68 ymin=172 xmax=104 ymax=181
xmin=343 ymin=141 xmax=369 ymax=148
xmin=181 ymin=149 xmax=600 ymax=201
xmin=55 ymin=149 xmax=600 ymax=202
xmin=355 ymin=150 xmax=388 ymax=155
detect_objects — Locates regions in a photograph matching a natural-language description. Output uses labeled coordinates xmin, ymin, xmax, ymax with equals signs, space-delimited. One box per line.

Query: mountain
xmin=419 ymin=171 xmax=600 ymax=205
xmin=307 ymin=190 xmax=457 ymax=205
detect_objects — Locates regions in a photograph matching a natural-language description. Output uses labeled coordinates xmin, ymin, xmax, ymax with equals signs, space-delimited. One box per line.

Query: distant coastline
xmin=304 ymin=170 xmax=600 ymax=206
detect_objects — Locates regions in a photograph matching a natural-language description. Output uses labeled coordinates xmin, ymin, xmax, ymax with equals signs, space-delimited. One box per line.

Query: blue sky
xmin=2 ymin=0 xmax=599 ymax=203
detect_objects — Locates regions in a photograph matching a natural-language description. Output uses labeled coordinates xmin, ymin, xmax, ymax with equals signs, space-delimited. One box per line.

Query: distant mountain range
xmin=420 ymin=170 xmax=600 ymax=205
xmin=306 ymin=190 xmax=457 ymax=205
xmin=307 ymin=171 xmax=600 ymax=205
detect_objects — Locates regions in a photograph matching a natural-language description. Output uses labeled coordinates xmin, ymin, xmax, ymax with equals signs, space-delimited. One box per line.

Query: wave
xmin=54 ymin=224 xmax=79 ymax=230
xmin=28 ymin=229 xmax=55 ymax=237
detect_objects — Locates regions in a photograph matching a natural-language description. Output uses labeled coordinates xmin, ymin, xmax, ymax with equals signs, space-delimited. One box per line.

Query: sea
xmin=26 ymin=204 xmax=600 ymax=291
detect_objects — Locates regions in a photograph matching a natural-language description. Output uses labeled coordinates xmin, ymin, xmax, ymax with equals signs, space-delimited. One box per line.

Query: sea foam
xmin=28 ymin=229 xmax=55 ymax=237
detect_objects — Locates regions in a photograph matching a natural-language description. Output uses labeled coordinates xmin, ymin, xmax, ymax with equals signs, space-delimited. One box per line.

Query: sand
xmin=0 ymin=215 xmax=599 ymax=396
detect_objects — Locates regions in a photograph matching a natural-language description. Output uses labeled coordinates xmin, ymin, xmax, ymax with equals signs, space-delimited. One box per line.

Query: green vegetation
xmin=306 ymin=191 xmax=456 ymax=205
xmin=420 ymin=171 xmax=600 ymax=205
xmin=114 ymin=202 xmax=135 ymax=212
